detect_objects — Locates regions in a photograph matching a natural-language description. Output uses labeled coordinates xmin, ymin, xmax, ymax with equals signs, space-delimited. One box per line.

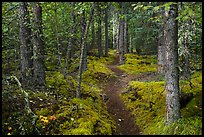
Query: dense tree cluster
xmin=2 ymin=2 xmax=202 ymax=135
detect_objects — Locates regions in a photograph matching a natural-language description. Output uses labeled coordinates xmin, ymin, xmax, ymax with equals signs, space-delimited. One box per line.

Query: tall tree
xmin=91 ymin=9 xmax=95 ymax=50
xmin=18 ymin=2 xmax=33 ymax=89
xmin=63 ymin=2 xmax=76 ymax=78
xmin=157 ymin=3 xmax=165 ymax=75
xmin=104 ymin=3 xmax=109 ymax=57
xmin=76 ymin=3 xmax=95 ymax=98
xmin=118 ymin=2 xmax=125 ymax=65
xmin=32 ymin=2 xmax=46 ymax=90
xmin=80 ymin=11 xmax=87 ymax=73
xmin=97 ymin=3 xmax=103 ymax=57
xmin=123 ymin=3 xmax=128 ymax=54
xmin=164 ymin=3 xmax=180 ymax=125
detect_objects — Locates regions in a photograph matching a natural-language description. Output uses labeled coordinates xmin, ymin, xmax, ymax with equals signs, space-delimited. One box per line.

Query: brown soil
xmin=103 ymin=55 xmax=141 ymax=135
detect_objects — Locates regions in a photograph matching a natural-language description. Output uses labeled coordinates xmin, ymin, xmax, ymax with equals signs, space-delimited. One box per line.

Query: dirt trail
xmin=103 ymin=55 xmax=141 ymax=135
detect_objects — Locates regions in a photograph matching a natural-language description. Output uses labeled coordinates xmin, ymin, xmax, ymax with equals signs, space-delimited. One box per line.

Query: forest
xmin=2 ymin=2 xmax=202 ymax=135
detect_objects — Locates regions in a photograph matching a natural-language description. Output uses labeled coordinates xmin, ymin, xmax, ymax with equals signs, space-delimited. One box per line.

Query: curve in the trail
xmin=104 ymin=55 xmax=141 ymax=135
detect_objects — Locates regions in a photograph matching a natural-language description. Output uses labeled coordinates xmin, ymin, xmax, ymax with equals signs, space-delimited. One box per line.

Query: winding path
xmin=103 ymin=55 xmax=141 ymax=135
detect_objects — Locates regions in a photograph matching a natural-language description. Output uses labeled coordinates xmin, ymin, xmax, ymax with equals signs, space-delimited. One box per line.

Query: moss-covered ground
xmin=2 ymin=50 xmax=117 ymax=135
xmin=2 ymin=50 xmax=202 ymax=135
xmin=119 ymin=53 xmax=202 ymax=135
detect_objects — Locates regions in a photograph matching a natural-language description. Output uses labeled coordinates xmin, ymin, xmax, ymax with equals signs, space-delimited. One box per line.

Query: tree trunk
xmin=112 ymin=12 xmax=116 ymax=49
xmin=129 ymin=34 xmax=133 ymax=53
xmin=63 ymin=2 xmax=76 ymax=78
xmin=124 ymin=21 xmax=128 ymax=53
xmin=164 ymin=3 xmax=180 ymax=125
xmin=104 ymin=3 xmax=109 ymax=57
xmin=118 ymin=2 xmax=125 ymax=65
xmin=76 ymin=3 xmax=95 ymax=98
xmin=91 ymin=12 xmax=95 ymax=50
xmin=97 ymin=3 xmax=103 ymax=57
xmin=123 ymin=3 xmax=128 ymax=54
xmin=157 ymin=4 xmax=165 ymax=75
xmin=80 ymin=11 xmax=87 ymax=73
xmin=32 ymin=2 xmax=45 ymax=91
xmin=18 ymin=2 xmax=33 ymax=89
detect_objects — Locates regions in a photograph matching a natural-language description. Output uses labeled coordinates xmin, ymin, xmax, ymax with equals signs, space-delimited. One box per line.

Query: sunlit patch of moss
xmin=45 ymin=71 xmax=76 ymax=97
xmin=180 ymin=71 xmax=202 ymax=118
xmin=144 ymin=116 xmax=202 ymax=135
xmin=83 ymin=54 xmax=116 ymax=85
xmin=118 ymin=53 xmax=157 ymax=74
xmin=121 ymin=81 xmax=165 ymax=130
xmin=54 ymin=97 xmax=115 ymax=135
xmin=121 ymin=71 xmax=202 ymax=135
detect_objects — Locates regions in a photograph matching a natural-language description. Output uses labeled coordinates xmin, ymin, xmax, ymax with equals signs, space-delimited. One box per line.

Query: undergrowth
xmin=118 ymin=53 xmax=157 ymax=74
xmin=2 ymin=50 xmax=117 ymax=135
xmin=121 ymin=71 xmax=202 ymax=135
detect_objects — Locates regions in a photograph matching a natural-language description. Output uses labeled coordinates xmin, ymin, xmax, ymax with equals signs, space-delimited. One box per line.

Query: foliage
xmin=35 ymin=97 xmax=115 ymax=135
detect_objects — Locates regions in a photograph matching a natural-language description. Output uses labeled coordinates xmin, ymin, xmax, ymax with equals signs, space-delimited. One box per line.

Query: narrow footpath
xmin=103 ymin=55 xmax=141 ymax=135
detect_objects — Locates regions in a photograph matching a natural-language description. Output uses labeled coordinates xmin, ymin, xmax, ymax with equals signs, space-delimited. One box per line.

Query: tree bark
xmin=76 ymin=3 xmax=95 ymax=98
xmin=157 ymin=3 xmax=165 ymax=75
xmin=32 ymin=2 xmax=45 ymax=91
xmin=124 ymin=21 xmax=128 ymax=53
xmin=91 ymin=11 xmax=95 ymax=50
xmin=164 ymin=3 xmax=180 ymax=125
xmin=63 ymin=2 xmax=76 ymax=78
xmin=123 ymin=3 xmax=128 ymax=54
xmin=118 ymin=2 xmax=125 ymax=65
xmin=18 ymin=2 xmax=33 ymax=89
xmin=97 ymin=3 xmax=103 ymax=57
xmin=129 ymin=34 xmax=133 ymax=53
xmin=104 ymin=3 xmax=109 ymax=57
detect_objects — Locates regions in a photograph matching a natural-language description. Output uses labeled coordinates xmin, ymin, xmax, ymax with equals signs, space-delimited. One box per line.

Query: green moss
xmin=121 ymin=71 xmax=202 ymax=135
xmin=144 ymin=116 xmax=202 ymax=135
xmin=118 ymin=53 xmax=157 ymax=74
xmin=48 ymin=97 xmax=115 ymax=135
xmin=45 ymin=71 xmax=77 ymax=97
xmin=36 ymin=107 xmax=53 ymax=116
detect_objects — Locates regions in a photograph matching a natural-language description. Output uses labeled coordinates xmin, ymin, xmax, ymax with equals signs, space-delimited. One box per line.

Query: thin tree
xmin=157 ymin=3 xmax=165 ymax=75
xmin=32 ymin=2 xmax=46 ymax=90
xmin=118 ymin=2 xmax=125 ymax=65
xmin=18 ymin=2 xmax=33 ymax=89
xmin=104 ymin=3 xmax=109 ymax=57
xmin=97 ymin=3 xmax=103 ymax=57
xmin=91 ymin=9 xmax=95 ymax=50
xmin=63 ymin=2 xmax=78 ymax=78
xmin=164 ymin=3 xmax=180 ymax=125
xmin=76 ymin=3 xmax=95 ymax=98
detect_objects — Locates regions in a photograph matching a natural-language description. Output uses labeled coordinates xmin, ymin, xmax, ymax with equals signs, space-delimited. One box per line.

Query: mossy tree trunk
xmin=18 ymin=2 xmax=33 ymax=89
xmin=32 ymin=2 xmax=46 ymax=91
xmin=164 ymin=3 xmax=180 ymax=125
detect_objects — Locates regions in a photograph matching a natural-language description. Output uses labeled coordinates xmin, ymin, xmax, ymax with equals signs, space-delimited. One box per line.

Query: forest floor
xmin=101 ymin=54 xmax=159 ymax=135
xmin=103 ymin=55 xmax=140 ymax=135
